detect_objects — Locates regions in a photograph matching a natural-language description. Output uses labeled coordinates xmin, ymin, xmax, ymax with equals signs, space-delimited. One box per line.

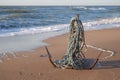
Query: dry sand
xmin=0 ymin=28 xmax=120 ymax=80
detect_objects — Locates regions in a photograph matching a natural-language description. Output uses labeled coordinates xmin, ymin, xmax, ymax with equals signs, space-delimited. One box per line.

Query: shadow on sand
xmin=95 ymin=60 xmax=120 ymax=69
xmin=82 ymin=59 xmax=120 ymax=70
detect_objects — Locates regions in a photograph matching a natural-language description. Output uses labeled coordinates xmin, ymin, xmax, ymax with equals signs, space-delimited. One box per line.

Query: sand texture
xmin=0 ymin=28 xmax=120 ymax=80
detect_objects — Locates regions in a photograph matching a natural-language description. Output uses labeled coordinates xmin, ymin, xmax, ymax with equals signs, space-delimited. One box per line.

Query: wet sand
xmin=0 ymin=28 xmax=120 ymax=80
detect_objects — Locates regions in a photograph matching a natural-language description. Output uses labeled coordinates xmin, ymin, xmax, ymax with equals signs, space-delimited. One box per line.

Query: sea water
xmin=0 ymin=6 xmax=120 ymax=55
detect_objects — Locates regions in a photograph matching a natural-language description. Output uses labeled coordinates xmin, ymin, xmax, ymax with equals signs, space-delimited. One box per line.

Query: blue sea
xmin=0 ymin=6 xmax=120 ymax=56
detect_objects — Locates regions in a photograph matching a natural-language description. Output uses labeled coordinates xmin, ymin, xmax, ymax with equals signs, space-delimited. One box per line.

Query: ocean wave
xmin=70 ymin=6 xmax=106 ymax=11
xmin=88 ymin=7 xmax=106 ymax=11
xmin=84 ymin=17 xmax=120 ymax=27
xmin=0 ymin=14 xmax=22 ymax=21
xmin=0 ymin=17 xmax=120 ymax=37
xmin=0 ymin=24 xmax=69 ymax=37
xmin=2 ymin=9 xmax=31 ymax=13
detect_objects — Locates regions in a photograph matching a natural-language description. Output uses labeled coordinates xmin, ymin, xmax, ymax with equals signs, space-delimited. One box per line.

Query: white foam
xmin=0 ymin=17 xmax=120 ymax=37
xmin=0 ymin=24 xmax=69 ymax=37
xmin=0 ymin=17 xmax=119 ymax=60
xmin=88 ymin=7 xmax=106 ymax=10
xmin=71 ymin=6 xmax=106 ymax=11
xmin=85 ymin=18 xmax=120 ymax=26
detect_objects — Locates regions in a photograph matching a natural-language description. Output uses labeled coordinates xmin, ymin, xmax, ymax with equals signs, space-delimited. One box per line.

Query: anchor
xmin=45 ymin=14 xmax=102 ymax=70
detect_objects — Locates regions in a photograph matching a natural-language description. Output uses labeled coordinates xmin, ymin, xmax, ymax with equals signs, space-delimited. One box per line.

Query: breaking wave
xmin=84 ymin=17 xmax=120 ymax=26
xmin=0 ymin=17 xmax=120 ymax=37
xmin=70 ymin=6 xmax=106 ymax=11
xmin=0 ymin=18 xmax=120 ymax=37
xmin=0 ymin=14 xmax=22 ymax=21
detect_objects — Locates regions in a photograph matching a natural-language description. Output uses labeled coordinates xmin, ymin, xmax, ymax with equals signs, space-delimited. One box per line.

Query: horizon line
xmin=0 ymin=4 xmax=120 ymax=6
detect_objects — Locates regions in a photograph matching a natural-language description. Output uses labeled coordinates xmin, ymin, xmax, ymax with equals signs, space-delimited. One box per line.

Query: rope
xmin=87 ymin=45 xmax=115 ymax=60
xmin=64 ymin=15 xmax=87 ymax=69
xmin=53 ymin=14 xmax=87 ymax=69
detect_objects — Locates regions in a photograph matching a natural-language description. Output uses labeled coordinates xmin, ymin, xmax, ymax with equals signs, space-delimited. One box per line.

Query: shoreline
xmin=0 ymin=28 xmax=120 ymax=80
xmin=0 ymin=27 xmax=119 ymax=55
xmin=0 ymin=27 xmax=119 ymax=61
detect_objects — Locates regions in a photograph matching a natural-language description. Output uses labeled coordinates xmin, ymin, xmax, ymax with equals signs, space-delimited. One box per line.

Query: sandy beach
xmin=0 ymin=28 xmax=120 ymax=80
